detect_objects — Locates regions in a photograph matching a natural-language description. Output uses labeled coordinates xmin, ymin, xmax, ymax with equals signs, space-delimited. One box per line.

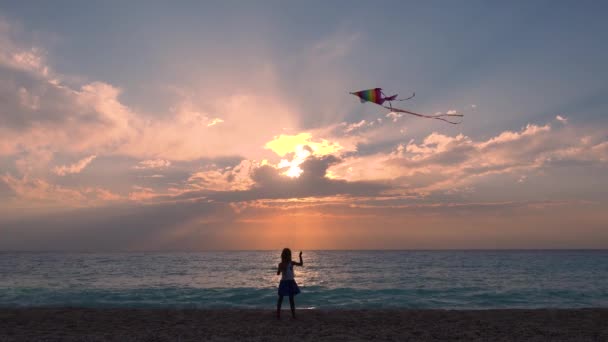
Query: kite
xmin=350 ymin=88 xmax=463 ymax=124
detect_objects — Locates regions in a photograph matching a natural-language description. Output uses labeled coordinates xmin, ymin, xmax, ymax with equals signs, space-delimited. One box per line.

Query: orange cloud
xmin=1 ymin=173 xmax=120 ymax=207
xmin=53 ymin=155 xmax=97 ymax=176
xmin=134 ymin=159 xmax=171 ymax=170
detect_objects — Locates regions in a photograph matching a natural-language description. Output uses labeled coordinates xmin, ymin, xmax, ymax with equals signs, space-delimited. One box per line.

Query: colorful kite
xmin=350 ymin=88 xmax=463 ymax=124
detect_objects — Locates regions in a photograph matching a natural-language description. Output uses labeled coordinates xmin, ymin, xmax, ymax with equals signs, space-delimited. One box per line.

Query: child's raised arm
xmin=292 ymin=251 xmax=304 ymax=266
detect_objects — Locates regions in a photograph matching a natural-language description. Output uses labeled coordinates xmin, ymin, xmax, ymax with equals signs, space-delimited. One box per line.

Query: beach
xmin=1 ymin=308 xmax=607 ymax=341
xmin=2 ymin=252 xmax=607 ymax=340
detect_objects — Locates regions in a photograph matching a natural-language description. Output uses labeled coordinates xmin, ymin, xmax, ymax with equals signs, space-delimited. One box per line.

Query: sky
xmin=1 ymin=1 xmax=607 ymax=250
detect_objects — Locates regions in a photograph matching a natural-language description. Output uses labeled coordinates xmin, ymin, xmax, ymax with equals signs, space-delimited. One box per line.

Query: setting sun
xmin=277 ymin=145 xmax=312 ymax=178
xmin=264 ymin=132 xmax=344 ymax=178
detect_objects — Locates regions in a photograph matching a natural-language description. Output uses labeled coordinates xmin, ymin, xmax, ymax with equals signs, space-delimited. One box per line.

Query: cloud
xmin=329 ymin=120 xmax=608 ymax=196
xmin=0 ymin=175 xmax=15 ymax=199
xmin=207 ymin=118 xmax=224 ymax=127
xmin=478 ymin=123 xmax=551 ymax=148
xmin=343 ymin=119 xmax=368 ymax=133
xmin=215 ymin=155 xmax=389 ymax=202
xmin=0 ymin=199 xmax=232 ymax=251
xmin=149 ymin=154 xmax=389 ymax=204
xmin=2 ymin=193 xmax=605 ymax=251
xmin=18 ymin=87 xmax=40 ymax=110
xmin=386 ymin=112 xmax=403 ymax=122
xmin=0 ymin=18 xmax=299 ymax=166
xmin=0 ymin=18 xmax=50 ymax=77
xmin=53 ymin=155 xmax=97 ymax=176
xmin=1 ymin=173 xmax=120 ymax=208
xmin=0 ymin=69 xmax=140 ymax=156
xmin=143 ymin=174 xmax=165 ymax=178
xmin=134 ymin=159 xmax=171 ymax=170
xmin=187 ymin=159 xmax=256 ymax=192
xmin=556 ymin=115 xmax=568 ymax=123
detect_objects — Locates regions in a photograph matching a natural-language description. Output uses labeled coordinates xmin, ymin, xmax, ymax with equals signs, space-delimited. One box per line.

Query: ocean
xmin=1 ymin=250 xmax=607 ymax=309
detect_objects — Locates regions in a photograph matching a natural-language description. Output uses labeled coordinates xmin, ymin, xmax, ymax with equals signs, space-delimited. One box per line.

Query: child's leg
xmin=276 ymin=295 xmax=283 ymax=319
xmin=289 ymin=295 xmax=296 ymax=318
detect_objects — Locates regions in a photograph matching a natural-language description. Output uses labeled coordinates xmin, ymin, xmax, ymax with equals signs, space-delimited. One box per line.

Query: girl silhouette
xmin=276 ymin=248 xmax=303 ymax=319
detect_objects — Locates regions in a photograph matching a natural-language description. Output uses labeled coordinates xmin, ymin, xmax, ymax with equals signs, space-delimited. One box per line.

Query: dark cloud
xmin=184 ymin=155 xmax=391 ymax=202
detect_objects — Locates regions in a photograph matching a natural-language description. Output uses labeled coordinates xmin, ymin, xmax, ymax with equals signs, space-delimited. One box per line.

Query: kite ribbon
xmin=381 ymin=91 xmax=415 ymax=102
xmin=383 ymin=106 xmax=464 ymax=125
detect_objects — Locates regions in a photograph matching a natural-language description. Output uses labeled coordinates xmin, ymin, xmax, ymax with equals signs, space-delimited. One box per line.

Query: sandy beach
xmin=0 ymin=308 xmax=606 ymax=341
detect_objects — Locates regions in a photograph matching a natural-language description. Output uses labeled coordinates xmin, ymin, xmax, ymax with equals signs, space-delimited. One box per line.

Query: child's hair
xmin=281 ymin=248 xmax=292 ymax=263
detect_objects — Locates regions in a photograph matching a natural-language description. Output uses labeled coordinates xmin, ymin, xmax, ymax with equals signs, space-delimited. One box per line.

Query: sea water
xmin=1 ymin=250 xmax=607 ymax=309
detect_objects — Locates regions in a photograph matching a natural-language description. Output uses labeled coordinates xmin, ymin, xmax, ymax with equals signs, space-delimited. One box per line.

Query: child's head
xmin=281 ymin=248 xmax=292 ymax=263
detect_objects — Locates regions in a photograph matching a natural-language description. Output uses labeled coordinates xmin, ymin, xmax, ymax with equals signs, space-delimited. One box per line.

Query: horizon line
xmin=2 ymin=248 xmax=607 ymax=253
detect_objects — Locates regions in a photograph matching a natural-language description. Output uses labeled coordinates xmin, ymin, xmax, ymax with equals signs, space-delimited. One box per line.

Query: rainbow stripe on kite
xmin=350 ymin=88 xmax=385 ymax=105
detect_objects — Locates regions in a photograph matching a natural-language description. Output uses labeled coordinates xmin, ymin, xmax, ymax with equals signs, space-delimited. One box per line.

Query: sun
xmin=277 ymin=145 xmax=311 ymax=178
xmin=285 ymin=165 xmax=303 ymax=178
xmin=264 ymin=132 xmax=344 ymax=178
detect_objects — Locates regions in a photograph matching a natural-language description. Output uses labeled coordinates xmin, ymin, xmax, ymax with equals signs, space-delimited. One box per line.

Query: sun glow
xmin=277 ymin=145 xmax=312 ymax=178
xmin=264 ymin=132 xmax=343 ymax=178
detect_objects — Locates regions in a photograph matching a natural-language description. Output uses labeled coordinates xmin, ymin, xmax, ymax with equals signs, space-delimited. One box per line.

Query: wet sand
xmin=1 ymin=308 xmax=607 ymax=341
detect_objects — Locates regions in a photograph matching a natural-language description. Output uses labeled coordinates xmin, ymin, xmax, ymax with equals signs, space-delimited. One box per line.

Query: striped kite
xmin=350 ymin=88 xmax=463 ymax=124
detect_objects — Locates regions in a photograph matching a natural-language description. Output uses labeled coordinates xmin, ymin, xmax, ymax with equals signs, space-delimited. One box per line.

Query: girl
xmin=276 ymin=248 xmax=303 ymax=319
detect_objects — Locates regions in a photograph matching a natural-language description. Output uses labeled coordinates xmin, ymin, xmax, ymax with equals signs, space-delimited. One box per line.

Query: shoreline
xmin=1 ymin=308 xmax=607 ymax=341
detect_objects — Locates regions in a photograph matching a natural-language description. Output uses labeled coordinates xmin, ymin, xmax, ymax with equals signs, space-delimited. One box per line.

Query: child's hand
xmin=299 ymin=251 xmax=303 ymax=257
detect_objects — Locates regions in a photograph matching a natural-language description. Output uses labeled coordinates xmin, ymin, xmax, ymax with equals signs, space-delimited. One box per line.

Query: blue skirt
xmin=278 ymin=279 xmax=301 ymax=297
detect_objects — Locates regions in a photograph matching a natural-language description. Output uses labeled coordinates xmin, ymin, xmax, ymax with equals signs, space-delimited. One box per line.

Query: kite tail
xmin=381 ymin=91 xmax=415 ymax=102
xmin=383 ymin=106 xmax=464 ymax=124
xmin=392 ymin=92 xmax=416 ymax=101
xmin=424 ymin=114 xmax=464 ymax=124
xmin=384 ymin=94 xmax=398 ymax=102
xmin=432 ymin=116 xmax=463 ymax=124
xmin=422 ymin=112 xmax=464 ymax=125
xmin=419 ymin=114 xmax=463 ymax=124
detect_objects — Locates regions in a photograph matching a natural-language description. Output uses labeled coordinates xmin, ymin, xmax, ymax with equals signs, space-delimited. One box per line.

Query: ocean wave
xmin=1 ymin=285 xmax=606 ymax=309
